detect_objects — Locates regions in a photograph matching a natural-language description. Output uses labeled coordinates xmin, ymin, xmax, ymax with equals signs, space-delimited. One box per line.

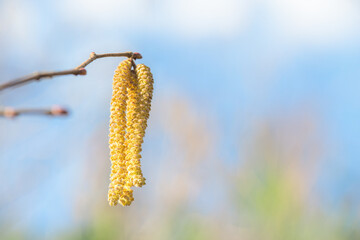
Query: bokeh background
xmin=1 ymin=0 xmax=360 ymax=239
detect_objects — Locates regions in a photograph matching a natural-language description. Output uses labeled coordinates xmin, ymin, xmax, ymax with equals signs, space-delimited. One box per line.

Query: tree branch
xmin=0 ymin=105 xmax=69 ymax=118
xmin=0 ymin=51 xmax=142 ymax=91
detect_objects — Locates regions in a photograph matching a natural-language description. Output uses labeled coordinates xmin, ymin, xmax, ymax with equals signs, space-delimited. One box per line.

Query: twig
xmin=0 ymin=51 xmax=142 ymax=91
xmin=0 ymin=105 xmax=69 ymax=118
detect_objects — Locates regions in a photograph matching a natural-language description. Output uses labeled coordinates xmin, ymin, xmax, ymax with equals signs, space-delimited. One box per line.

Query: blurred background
xmin=1 ymin=0 xmax=360 ymax=239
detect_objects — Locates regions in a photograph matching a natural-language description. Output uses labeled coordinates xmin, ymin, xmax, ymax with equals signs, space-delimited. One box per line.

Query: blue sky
xmin=1 ymin=0 xmax=360 ymax=237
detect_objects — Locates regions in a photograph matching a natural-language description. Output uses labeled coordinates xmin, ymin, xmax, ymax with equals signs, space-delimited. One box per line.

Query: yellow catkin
xmin=124 ymin=72 xmax=146 ymax=188
xmin=108 ymin=59 xmax=133 ymax=206
xmin=124 ymin=64 xmax=154 ymax=188
xmin=108 ymin=60 xmax=154 ymax=207
xmin=136 ymin=64 xmax=154 ymax=136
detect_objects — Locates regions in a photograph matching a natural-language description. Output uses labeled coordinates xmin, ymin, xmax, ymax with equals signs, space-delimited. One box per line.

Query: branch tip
xmin=4 ymin=107 xmax=17 ymax=118
xmin=50 ymin=105 xmax=69 ymax=116
xmin=133 ymin=52 xmax=142 ymax=59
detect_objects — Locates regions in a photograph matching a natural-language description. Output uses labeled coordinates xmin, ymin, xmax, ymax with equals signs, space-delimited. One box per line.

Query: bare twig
xmin=0 ymin=105 xmax=69 ymax=118
xmin=0 ymin=51 xmax=142 ymax=91
xmin=76 ymin=52 xmax=142 ymax=69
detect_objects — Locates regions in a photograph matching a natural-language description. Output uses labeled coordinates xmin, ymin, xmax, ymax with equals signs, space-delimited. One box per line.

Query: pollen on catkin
xmin=124 ymin=72 xmax=146 ymax=188
xmin=108 ymin=59 xmax=133 ymax=206
xmin=108 ymin=59 xmax=154 ymax=207
xmin=124 ymin=64 xmax=154 ymax=188
xmin=136 ymin=64 xmax=154 ymax=135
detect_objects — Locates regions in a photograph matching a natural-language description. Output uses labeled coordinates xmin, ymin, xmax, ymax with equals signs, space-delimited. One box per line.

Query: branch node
xmin=90 ymin=52 xmax=97 ymax=59
xmin=34 ymin=72 xmax=41 ymax=80
xmin=77 ymin=68 xmax=87 ymax=76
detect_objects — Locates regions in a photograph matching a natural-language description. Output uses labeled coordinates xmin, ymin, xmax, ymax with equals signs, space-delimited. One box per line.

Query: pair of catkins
xmin=108 ymin=58 xmax=154 ymax=206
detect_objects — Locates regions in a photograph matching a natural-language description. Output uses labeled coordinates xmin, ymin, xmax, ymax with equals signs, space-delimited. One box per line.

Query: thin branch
xmin=0 ymin=69 xmax=87 ymax=91
xmin=76 ymin=52 xmax=142 ymax=69
xmin=0 ymin=105 xmax=69 ymax=118
xmin=0 ymin=51 xmax=142 ymax=91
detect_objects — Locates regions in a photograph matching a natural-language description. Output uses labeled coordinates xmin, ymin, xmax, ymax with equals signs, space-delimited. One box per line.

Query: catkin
xmin=136 ymin=64 xmax=154 ymax=134
xmin=124 ymin=73 xmax=146 ymax=188
xmin=108 ymin=59 xmax=154 ymax=206
xmin=108 ymin=59 xmax=133 ymax=206
xmin=124 ymin=64 xmax=154 ymax=188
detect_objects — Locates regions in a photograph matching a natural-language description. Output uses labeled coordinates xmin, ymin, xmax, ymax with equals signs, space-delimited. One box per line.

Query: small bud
xmin=133 ymin=52 xmax=142 ymax=59
xmin=90 ymin=52 xmax=97 ymax=58
xmin=78 ymin=68 xmax=87 ymax=75
xmin=50 ymin=105 xmax=68 ymax=116
xmin=3 ymin=107 xmax=17 ymax=118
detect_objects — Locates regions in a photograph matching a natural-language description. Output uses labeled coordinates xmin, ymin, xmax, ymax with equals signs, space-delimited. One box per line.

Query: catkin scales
xmin=108 ymin=59 xmax=154 ymax=206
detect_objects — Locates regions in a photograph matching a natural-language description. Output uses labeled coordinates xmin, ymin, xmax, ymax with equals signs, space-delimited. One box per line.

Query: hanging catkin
xmin=124 ymin=71 xmax=146 ymax=188
xmin=136 ymin=64 xmax=154 ymax=135
xmin=108 ymin=59 xmax=154 ymax=206
xmin=123 ymin=64 xmax=154 ymax=188
xmin=108 ymin=59 xmax=133 ymax=206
